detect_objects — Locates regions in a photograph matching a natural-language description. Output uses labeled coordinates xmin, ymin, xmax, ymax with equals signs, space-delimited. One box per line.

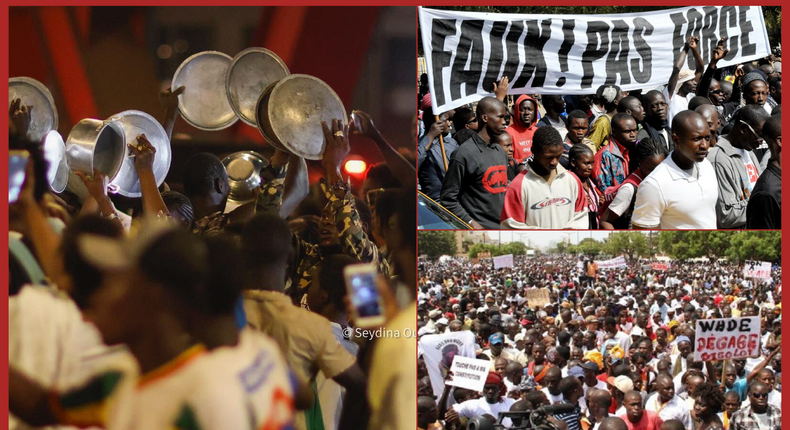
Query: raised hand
xmin=349 ymin=109 xmax=381 ymax=140
xmin=320 ymin=118 xmax=351 ymax=176
xmin=493 ymin=76 xmax=510 ymax=100
xmin=75 ymin=168 xmax=110 ymax=199
xmin=711 ymin=38 xmax=729 ymax=64
xmin=128 ymin=134 xmax=156 ymax=172
xmin=159 ymin=86 xmax=185 ymax=112
xmin=9 ymin=98 xmax=33 ymax=137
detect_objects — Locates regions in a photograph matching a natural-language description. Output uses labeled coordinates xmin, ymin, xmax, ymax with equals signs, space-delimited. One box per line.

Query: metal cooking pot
xmin=9 ymin=77 xmax=59 ymax=143
xmin=255 ymin=74 xmax=346 ymax=160
xmin=226 ymin=47 xmax=290 ymax=127
xmin=107 ymin=110 xmax=171 ymax=198
xmin=65 ymin=118 xmax=126 ymax=182
xmin=221 ymin=151 xmax=269 ymax=204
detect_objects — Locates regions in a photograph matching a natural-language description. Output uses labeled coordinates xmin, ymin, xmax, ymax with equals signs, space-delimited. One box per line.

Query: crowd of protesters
xmin=417 ymin=253 xmax=781 ymax=430
xmin=417 ymin=37 xmax=781 ymax=230
xmin=9 ymin=83 xmax=416 ymax=430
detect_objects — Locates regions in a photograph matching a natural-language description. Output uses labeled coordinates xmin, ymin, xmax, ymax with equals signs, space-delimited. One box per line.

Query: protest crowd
xmin=8 ymin=56 xmax=417 ymax=429
xmin=418 ymin=12 xmax=782 ymax=230
xmin=417 ymin=253 xmax=781 ymax=430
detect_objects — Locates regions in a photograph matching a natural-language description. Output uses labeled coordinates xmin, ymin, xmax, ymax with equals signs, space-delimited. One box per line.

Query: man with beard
xmin=707 ymin=104 xmax=769 ymax=228
xmin=592 ymin=113 xmax=638 ymax=195
xmin=500 ymin=126 xmax=588 ymax=229
xmin=631 ymin=111 xmax=717 ymax=229
xmin=445 ymin=372 xmax=516 ymax=424
xmin=637 ymin=90 xmax=673 ymax=152
xmin=506 ymin=94 xmax=540 ymax=162
xmin=418 ymin=111 xmax=457 ymax=200
xmin=729 ymin=382 xmax=781 ymax=430
xmin=441 ymin=96 xmax=509 ymax=229
xmin=619 ymin=390 xmax=663 ymax=430
xmin=644 ymin=374 xmax=692 ymax=428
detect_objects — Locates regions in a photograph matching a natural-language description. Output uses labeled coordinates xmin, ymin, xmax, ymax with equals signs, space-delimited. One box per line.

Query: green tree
xmin=575 ymin=238 xmax=602 ymax=256
xmin=418 ymin=231 xmax=457 ymax=258
xmin=468 ymin=243 xmax=493 ymax=258
xmin=724 ymin=231 xmax=781 ymax=262
xmin=604 ymin=232 xmax=650 ymax=259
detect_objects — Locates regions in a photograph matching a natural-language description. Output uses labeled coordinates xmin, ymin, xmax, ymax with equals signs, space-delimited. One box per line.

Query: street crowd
xmin=417 ymin=254 xmax=781 ymax=430
xmin=417 ymin=37 xmax=781 ymax=230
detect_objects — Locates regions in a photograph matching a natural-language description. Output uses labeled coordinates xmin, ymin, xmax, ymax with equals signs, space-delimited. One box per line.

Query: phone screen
xmin=9 ymin=152 xmax=29 ymax=204
xmin=348 ymin=271 xmax=382 ymax=318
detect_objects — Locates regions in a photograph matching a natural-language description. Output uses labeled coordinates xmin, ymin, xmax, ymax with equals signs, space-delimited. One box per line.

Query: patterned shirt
xmin=729 ymin=405 xmax=781 ymax=430
xmin=592 ymin=138 xmax=631 ymax=196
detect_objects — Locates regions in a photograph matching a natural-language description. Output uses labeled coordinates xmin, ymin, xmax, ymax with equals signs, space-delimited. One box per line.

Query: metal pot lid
xmin=265 ymin=74 xmax=346 ymax=160
xmin=221 ymin=150 xmax=269 ymax=204
xmin=42 ymin=130 xmax=69 ymax=193
xmin=9 ymin=77 xmax=59 ymax=143
xmin=255 ymin=81 xmax=289 ymax=152
xmin=226 ymin=48 xmax=290 ymax=127
xmin=107 ymin=110 xmax=172 ymax=198
xmin=172 ymin=51 xmax=238 ymax=131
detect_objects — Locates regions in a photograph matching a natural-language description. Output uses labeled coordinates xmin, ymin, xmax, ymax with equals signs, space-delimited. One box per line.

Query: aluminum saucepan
xmin=65 ymin=118 xmax=126 ymax=182
xmin=221 ymin=150 xmax=269 ymax=204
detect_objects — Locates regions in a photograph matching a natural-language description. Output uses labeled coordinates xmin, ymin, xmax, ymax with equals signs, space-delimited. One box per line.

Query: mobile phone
xmin=344 ymin=263 xmax=385 ymax=327
xmin=350 ymin=111 xmax=361 ymax=132
xmin=9 ymin=150 xmax=29 ymax=204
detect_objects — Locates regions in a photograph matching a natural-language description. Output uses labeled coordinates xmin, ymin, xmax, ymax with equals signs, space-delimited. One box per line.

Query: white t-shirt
xmin=735 ymin=147 xmax=760 ymax=190
xmin=608 ymin=183 xmax=637 ymax=218
xmin=453 ymin=397 xmax=517 ymax=420
xmin=644 ymin=392 xmax=693 ymax=428
xmin=541 ymin=387 xmax=565 ymax=404
xmin=631 ymin=153 xmax=718 ymax=229
xmin=663 ymin=88 xmax=694 ymax=127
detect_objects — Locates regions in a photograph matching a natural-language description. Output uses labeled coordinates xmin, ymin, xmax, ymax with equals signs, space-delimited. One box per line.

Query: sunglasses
xmin=710 ymin=89 xmax=724 ymax=95
xmin=740 ymin=120 xmax=765 ymax=146
xmin=751 ymin=392 xmax=768 ymax=399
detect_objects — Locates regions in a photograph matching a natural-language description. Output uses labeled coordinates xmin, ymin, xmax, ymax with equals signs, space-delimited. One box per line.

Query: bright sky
xmin=474 ymin=231 xmax=649 ymax=250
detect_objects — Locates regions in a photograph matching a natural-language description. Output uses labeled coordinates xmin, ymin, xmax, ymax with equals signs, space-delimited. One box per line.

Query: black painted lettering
xmin=670 ymin=12 xmax=687 ymax=63
xmin=605 ymin=19 xmax=631 ymax=85
xmin=631 ymin=18 xmax=653 ymax=84
xmin=430 ymin=18 xmax=456 ymax=107
xmin=582 ymin=21 xmax=610 ymax=88
xmin=701 ymin=7 xmax=719 ymax=64
xmin=501 ymin=21 xmax=525 ymax=88
xmin=559 ymin=19 xmax=575 ymax=73
xmin=738 ymin=6 xmax=756 ymax=56
xmin=719 ymin=6 xmax=739 ymax=61
xmin=481 ymin=21 xmax=509 ymax=94
xmin=512 ymin=19 xmax=551 ymax=89
xmin=449 ymin=20 xmax=485 ymax=103
xmin=686 ymin=8 xmax=703 ymax=70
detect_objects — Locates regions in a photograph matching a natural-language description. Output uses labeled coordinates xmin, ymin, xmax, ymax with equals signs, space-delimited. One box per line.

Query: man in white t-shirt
xmin=644 ymin=374 xmax=692 ymax=428
xmin=446 ymin=372 xmax=516 ymax=424
xmin=631 ymin=110 xmax=718 ymax=229
xmin=706 ymin=104 xmax=770 ymax=228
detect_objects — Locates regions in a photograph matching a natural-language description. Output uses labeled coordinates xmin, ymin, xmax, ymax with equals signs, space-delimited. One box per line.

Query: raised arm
xmin=129 ymin=134 xmax=169 ymax=217
xmin=697 ymin=38 xmax=729 ymax=100
xmin=351 ymin=110 xmax=416 ymax=189
xmin=159 ymin=86 xmax=184 ymax=142
xmin=75 ymin=169 xmax=124 ymax=231
xmin=667 ymin=37 xmax=694 ymax=101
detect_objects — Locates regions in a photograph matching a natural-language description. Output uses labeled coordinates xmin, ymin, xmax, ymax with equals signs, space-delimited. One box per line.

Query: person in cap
xmin=664 ymin=36 xmax=704 ymax=126
xmin=445 ymin=372 xmax=516 ymax=424
xmin=11 ymin=221 xmax=268 ymax=429
xmin=435 ymin=317 xmax=449 ymax=334
xmin=707 ymin=104 xmax=769 ymax=228
xmin=581 ymin=360 xmax=607 ymax=395
xmin=609 ymin=375 xmax=635 ymax=415
xmin=742 ymin=71 xmax=772 ymax=114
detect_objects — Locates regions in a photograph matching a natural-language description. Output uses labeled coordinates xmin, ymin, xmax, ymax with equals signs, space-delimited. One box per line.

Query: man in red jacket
xmin=506 ymin=95 xmax=540 ymax=163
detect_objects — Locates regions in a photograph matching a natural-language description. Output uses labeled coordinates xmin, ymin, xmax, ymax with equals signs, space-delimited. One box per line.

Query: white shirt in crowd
xmin=644 ymin=392 xmax=693 ymax=428
xmin=452 ymin=397 xmax=516 ymax=419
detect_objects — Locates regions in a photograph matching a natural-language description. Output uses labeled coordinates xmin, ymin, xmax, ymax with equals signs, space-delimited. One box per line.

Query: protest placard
xmin=418 ymin=331 xmax=476 ymax=397
xmin=652 ymin=262 xmax=669 ymax=270
xmin=418 ymin=6 xmax=770 ymax=113
xmin=525 ymin=288 xmax=551 ymax=308
xmin=743 ymin=260 xmax=772 ymax=279
xmin=595 ymin=255 xmax=627 ymax=269
xmin=493 ymin=254 xmax=514 ymax=269
xmin=447 ymin=356 xmax=491 ymax=393
xmin=694 ymin=316 xmax=761 ymax=361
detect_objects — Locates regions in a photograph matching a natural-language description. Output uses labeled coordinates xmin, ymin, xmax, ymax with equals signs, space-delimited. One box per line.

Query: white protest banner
xmin=418 ymin=331 xmax=476 ymax=397
xmin=694 ymin=316 xmax=760 ymax=361
xmin=447 ymin=356 xmax=491 ymax=393
xmin=595 ymin=255 xmax=627 ymax=269
xmin=652 ymin=262 xmax=670 ymax=271
xmin=743 ymin=260 xmax=772 ymax=279
xmin=419 ymin=6 xmax=770 ymax=113
xmin=493 ymin=254 xmax=514 ymax=269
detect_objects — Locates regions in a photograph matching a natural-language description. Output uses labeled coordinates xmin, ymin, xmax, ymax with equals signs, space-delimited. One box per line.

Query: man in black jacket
xmin=440 ymin=97 xmax=509 ymax=229
xmin=746 ymin=115 xmax=781 ymax=229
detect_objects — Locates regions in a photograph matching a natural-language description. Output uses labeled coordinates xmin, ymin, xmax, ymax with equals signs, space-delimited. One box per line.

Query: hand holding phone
xmin=9 ymin=150 xmax=30 ymax=204
xmin=344 ymin=263 xmax=386 ymax=328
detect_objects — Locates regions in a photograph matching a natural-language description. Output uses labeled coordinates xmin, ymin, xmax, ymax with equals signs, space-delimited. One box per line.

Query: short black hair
xmin=452 ymin=107 xmax=476 ymax=131
xmin=611 ymin=113 xmax=635 ymax=131
xmin=317 ymin=254 xmax=359 ymax=309
xmin=768 ymin=75 xmax=781 ymax=89
xmin=353 ymin=196 xmax=372 ymax=232
xmin=365 ymin=163 xmax=400 ymax=189
xmin=559 ymin=376 xmax=582 ymax=398
xmin=182 ymin=153 xmax=227 ymax=198
xmin=567 ymin=109 xmax=589 ymax=123
xmin=733 ymin=104 xmax=770 ymax=129
xmin=531 ymin=125 xmax=563 ymax=155
xmin=688 ymin=96 xmax=713 ymax=111
xmin=161 ymin=191 xmax=194 ymax=226
xmin=63 ymin=215 xmax=125 ymax=309
xmin=633 ymin=137 xmax=668 ymax=163
xmin=763 ymin=114 xmax=781 ymax=140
